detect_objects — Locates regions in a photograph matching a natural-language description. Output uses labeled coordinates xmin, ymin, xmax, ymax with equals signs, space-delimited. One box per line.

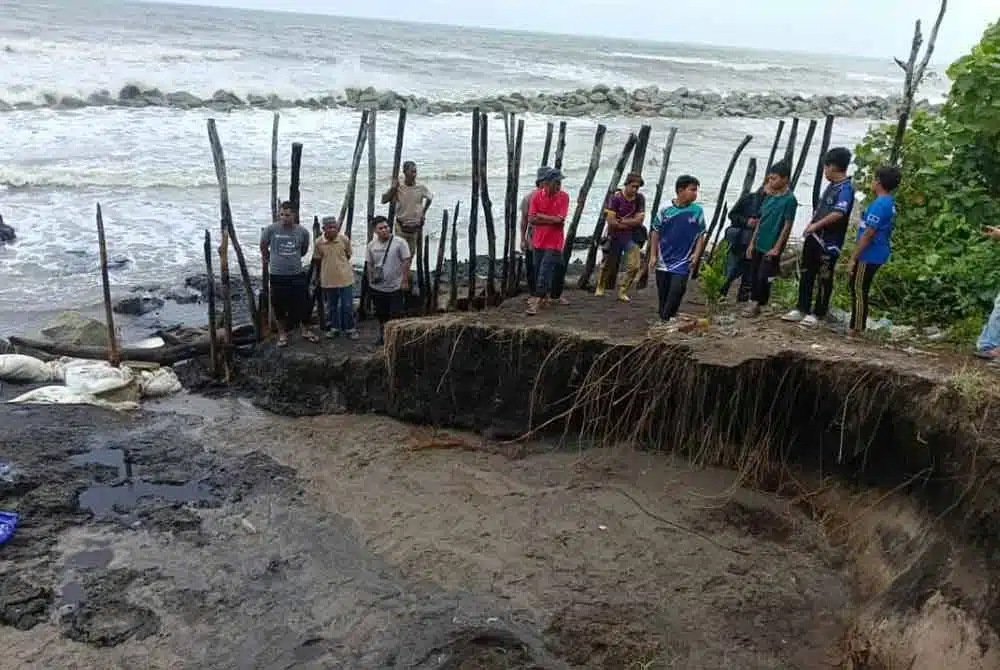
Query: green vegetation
xmin=829 ymin=21 xmax=1000 ymax=331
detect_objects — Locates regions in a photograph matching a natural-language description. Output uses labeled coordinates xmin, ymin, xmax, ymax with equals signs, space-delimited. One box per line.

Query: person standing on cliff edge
xmin=367 ymin=216 xmax=411 ymax=346
xmin=648 ymin=175 xmax=706 ymax=322
xmin=595 ymin=172 xmax=646 ymax=302
xmin=526 ymin=168 xmax=569 ymax=316
xmin=782 ymin=147 xmax=855 ymax=328
xmin=520 ymin=167 xmax=550 ymax=297
xmin=260 ymin=201 xmax=319 ymax=347
xmin=381 ymin=160 xmax=432 ymax=288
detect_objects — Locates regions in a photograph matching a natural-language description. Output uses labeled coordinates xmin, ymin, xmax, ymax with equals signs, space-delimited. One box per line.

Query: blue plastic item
xmin=0 ymin=511 xmax=19 ymax=546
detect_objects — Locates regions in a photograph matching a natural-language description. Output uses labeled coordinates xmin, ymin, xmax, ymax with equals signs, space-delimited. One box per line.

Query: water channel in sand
xmin=0 ymin=390 xmax=853 ymax=668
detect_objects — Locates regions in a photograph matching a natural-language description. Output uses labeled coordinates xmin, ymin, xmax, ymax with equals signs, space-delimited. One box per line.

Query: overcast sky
xmin=153 ymin=0 xmax=995 ymax=61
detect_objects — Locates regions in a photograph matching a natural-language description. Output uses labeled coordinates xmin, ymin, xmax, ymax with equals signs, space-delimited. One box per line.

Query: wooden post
xmin=386 ymin=107 xmax=407 ymax=227
xmin=541 ymin=121 xmax=554 ymax=166
xmin=789 ymin=119 xmax=818 ymax=191
xmin=508 ymin=119 xmax=525 ymax=295
xmin=339 ymin=110 xmax=369 ymax=235
xmin=95 ymin=203 xmax=120 ymax=367
xmin=479 ymin=113 xmax=497 ymax=303
xmin=289 ymin=142 xmax=303 ymax=212
xmin=310 ymin=216 xmax=325 ymax=330
xmin=203 ymin=230 xmax=218 ymax=378
xmin=638 ymin=127 xmax=679 ymax=291
xmin=502 ymin=113 xmax=516 ymax=297
xmin=697 ymin=134 xmax=753 ymax=276
xmin=630 ymin=124 xmax=652 ymax=175
xmin=366 ymin=108 xmax=377 ymax=233
xmin=421 ymin=235 xmax=432 ymax=313
xmin=270 ymin=112 xmax=279 ymax=223
xmin=740 ymin=157 xmax=758 ymax=196
xmin=782 ymin=117 xmax=799 ymax=168
xmin=449 ymin=201 xmax=461 ymax=309
xmin=890 ymin=0 xmax=947 ymax=165
xmin=468 ymin=108 xmax=481 ymax=303
xmin=432 ymin=209 xmax=448 ymax=312
xmin=207 ymin=119 xmax=259 ymax=340
xmin=218 ymin=226 xmax=233 ymax=382
xmin=813 ymin=115 xmax=835 ymax=210
xmin=765 ymin=120 xmax=785 ymax=173
xmin=561 ymin=124 xmax=607 ymax=268
xmin=577 ymin=132 xmax=637 ymax=290
xmin=554 ymin=120 xmax=567 ymax=170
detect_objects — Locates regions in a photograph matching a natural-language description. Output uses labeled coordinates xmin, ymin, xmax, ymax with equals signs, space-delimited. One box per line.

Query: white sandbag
xmin=138 ymin=368 xmax=182 ymax=398
xmin=0 ymin=354 xmax=63 ymax=383
xmin=8 ymin=385 xmax=139 ymax=411
xmin=63 ymin=360 xmax=135 ymax=396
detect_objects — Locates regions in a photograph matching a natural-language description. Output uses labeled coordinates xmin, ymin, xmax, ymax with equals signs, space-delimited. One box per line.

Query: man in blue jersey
xmin=782 ymin=147 xmax=855 ymax=328
xmin=647 ymin=175 xmax=707 ymax=322
xmin=847 ymin=166 xmax=900 ymax=336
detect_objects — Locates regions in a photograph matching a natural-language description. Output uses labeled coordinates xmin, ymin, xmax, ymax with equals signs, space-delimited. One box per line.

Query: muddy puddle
xmin=0 ymin=391 xmax=854 ymax=668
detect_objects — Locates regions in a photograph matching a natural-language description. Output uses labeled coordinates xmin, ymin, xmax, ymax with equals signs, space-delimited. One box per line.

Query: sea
xmin=0 ymin=0 xmax=948 ymax=332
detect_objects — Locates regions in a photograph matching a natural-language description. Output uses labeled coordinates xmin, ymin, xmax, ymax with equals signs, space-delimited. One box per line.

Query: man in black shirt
xmin=782 ymin=147 xmax=855 ymax=328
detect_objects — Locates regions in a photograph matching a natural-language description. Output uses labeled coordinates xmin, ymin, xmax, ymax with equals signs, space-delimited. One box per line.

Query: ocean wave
xmin=2 ymin=36 xmax=243 ymax=63
xmin=0 ymin=83 xmax=927 ymax=122
xmin=606 ymin=52 xmax=803 ymax=73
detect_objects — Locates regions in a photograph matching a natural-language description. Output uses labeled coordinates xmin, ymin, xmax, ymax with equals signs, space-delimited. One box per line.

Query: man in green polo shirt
xmin=742 ymin=160 xmax=797 ymax=317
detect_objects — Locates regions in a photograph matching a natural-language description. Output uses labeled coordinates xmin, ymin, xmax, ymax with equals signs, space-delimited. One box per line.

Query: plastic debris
xmin=0 ymin=510 xmax=19 ymax=546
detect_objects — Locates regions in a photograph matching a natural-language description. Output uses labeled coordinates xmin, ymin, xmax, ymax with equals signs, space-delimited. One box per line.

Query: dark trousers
xmin=720 ymin=247 xmax=752 ymax=302
xmin=797 ymin=235 xmax=837 ymax=317
xmin=849 ymin=262 xmax=880 ymax=332
xmin=533 ymin=249 xmax=562 ymax=299
xmin=655 ymin=270 xmax=688 ymax=321
xmin=371 ymin=289 xmax=403 ymax=325
xmin=270 ymin=272 xmax=308 ymax=330
xmin=524 ymin=248 xmax=537 ymax=295
xmin=748 ymin=250 xmax=778 ymax=306
xmin=322 ymin=286 xmax=355 ymax=332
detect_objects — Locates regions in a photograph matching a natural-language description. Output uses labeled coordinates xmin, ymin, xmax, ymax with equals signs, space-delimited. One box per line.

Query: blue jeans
xmin=533 ymin=249 xmax=562 ymax=298
xmin=323 ymin=286 xmax=355 ymax=332
xmin=977 ymin=289 xmax=1000 ymax=352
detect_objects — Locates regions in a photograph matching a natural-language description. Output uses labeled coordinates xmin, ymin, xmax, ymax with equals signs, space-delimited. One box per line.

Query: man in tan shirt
xmin=381 ymin=160 xmax=432 ymax=258
xmin=313 ymin=216 xmax=357 ymax=339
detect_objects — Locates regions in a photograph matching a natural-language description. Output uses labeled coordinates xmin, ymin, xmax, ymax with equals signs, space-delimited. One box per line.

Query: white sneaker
xmin=781 ymin=309 xmax=805 ymax=323
xmin=800 ymin=314 xmax=820 ymax=328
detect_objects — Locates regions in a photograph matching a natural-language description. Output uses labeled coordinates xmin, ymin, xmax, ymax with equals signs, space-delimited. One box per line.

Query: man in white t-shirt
xmin=366 ymin=216 xmax=412 ymax=345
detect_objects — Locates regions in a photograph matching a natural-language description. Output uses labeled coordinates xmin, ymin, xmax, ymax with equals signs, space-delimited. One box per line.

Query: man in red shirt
xmin=526 ymin=168 xmax=569 ymax=316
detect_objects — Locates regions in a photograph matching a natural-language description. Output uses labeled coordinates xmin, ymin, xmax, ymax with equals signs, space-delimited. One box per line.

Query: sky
xmin=150 ymin=0 xmax=996 ymax=61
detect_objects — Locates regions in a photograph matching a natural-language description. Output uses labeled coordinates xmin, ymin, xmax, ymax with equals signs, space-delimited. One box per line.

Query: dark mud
xmin=0 ymin=402 xmax=569 ymax=668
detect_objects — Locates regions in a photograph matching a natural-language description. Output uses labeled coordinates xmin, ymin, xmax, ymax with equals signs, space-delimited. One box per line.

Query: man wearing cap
xmin=381 ymin=160 xmax=433 ymax=259
xmin=526 ymin=168 xmax=569 ymax=316
xmin=519 ymin=166 xmax=550 ymax=296
xmin=313 ymin=216 xmax=358 ymax=339
xmin=596 ymin=171 xmax=646 ymax=302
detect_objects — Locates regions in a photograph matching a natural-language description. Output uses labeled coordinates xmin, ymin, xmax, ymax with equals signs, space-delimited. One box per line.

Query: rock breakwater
xmin=0 ymin=84 xmax=937 ymax=119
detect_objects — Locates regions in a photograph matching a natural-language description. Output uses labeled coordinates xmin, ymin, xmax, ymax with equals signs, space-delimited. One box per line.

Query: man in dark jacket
xmin=720 ymin=184 xmax=765 ymax=302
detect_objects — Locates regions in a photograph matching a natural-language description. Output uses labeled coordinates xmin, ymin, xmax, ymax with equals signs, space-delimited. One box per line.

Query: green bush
xmin=852 ymin=21 xmax=1000 ymax=328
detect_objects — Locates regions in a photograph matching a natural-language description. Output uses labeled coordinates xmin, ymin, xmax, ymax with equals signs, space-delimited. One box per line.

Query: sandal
xmin=302 ymin=331 xmax=320 ymax=344
xmin=277 ymin=335 xmax=289 ymax=348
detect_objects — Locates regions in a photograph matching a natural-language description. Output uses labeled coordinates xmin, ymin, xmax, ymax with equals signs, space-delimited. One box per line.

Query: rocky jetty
xmin=0 ymin=84 xmax=938 ymax=120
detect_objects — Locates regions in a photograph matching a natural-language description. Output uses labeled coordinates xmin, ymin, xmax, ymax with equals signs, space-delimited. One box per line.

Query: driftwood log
xmin=9 ymin=336 xmax=252 ymax=366
xmin=95 ymin=203 xmax=120 ymax=367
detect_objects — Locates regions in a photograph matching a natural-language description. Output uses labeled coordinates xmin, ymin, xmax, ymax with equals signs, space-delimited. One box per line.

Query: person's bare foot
xmin=301 ymin=329 xmax=319 ymax=343
xmin=558 ymin=297 xmax=570 ymax=306
xmin=277 ymin=334 xmax=289 ymax=347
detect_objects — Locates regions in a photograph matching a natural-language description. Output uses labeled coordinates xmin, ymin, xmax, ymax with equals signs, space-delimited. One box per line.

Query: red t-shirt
xmin=528 ymin=189 xmax=570 ymax=251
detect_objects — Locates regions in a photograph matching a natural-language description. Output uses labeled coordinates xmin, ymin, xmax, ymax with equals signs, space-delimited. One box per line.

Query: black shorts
xmin=270 ymin=272 xmax=307 ymax=328
xmin=370 ymin=289 xmax=404 ymax=324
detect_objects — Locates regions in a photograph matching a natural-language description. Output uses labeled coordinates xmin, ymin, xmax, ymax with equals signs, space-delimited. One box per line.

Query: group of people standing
xmin=259 ymin=145 xmax=905 ymax=348
xmin=520 ymin=146 xmax=902 ymax=337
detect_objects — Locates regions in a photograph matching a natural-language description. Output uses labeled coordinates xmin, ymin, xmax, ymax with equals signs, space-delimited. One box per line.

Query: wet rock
xmin=60 ymin=569 xmax=161 ymax=647
xmin=58 ymin=95 xmax=87 ymax=109
xmin=0 ymin=99 xmax=11 ymax=112
xmin=41 ymin=311 xmax=108 ymax=347
xmin=0 ymin=337 xmax=11 ymax=355
xmin=86 ymin=90 xmax=114 ymax=106
xmin=163 ymin=284 xmax=202 ymax=304
xmin=165 ymin=90 xmax=202 ymax=108
xmin=0 ymin=218 xmax=15 ymax=242
xmin=118 ymin=84 xmax=142 ymax=101
xmin=211 ymin=89 xmax=244 ymax=107
xmin=113 ymin=294 xmax=164 ymax=316
xmin=0 ymin=573 xmax=53 ymax=630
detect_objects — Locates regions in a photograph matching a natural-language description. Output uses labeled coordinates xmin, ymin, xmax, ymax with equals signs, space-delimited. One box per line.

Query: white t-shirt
xmin=366 ymin=236 xmax=411 ymax=292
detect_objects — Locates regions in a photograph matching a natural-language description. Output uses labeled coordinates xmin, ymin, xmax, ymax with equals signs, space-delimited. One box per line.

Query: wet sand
xmin=1 ymin=390 xmax=852 ymax=668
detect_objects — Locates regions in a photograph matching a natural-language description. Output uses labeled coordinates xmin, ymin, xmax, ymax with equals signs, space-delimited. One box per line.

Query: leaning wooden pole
xmin=310 ymin=216 xmax=324 ymax=330
xmin=207 ymin=118 xmax=258 ymax=340
xmin=218 ymin=226 xmax=233 ymax=382
xmin=630 ymin=124 xmax=652 ymax=175
xmin=468 ymin=108 xmax=481 ymax=304
xmin=449 ymin=201 xmax=460 ymax=309
xmin=561 ymin=124 xmax=607 ymax=268
xmin=638 ymin=129 xmax=680 ymax=292
xmin=541 ymin=122 xmax=554 ymax=166
xmin=765 ymin=120 xmax=785 ymax=173
xmin=432 ymin=209 xmax=448 ymax=312
xmin=508 ymin=119 xmax=525 ymax=295
xmin=553 ymin=120 xmax=567 ymax=170
xmin=696 ymin=134 xmax=753 ymax=276
xmin=790 ymin=118 xmax=818 ymax=190
xmin=95 ymin=203 xmax=120 ymax=367
xmin=366 ymin=108 xmax=377 ymax=233
xmin=386 ymin=107 xmax=407 ymax=227
xmin=782 ymin=117 xmax=800 ymax=168
xmin=270 ymin=112 xmax=279 ymax=223
xmin=502 ymin=113 xmax=517 ymax=297
xmin=813 ymin=115 xmax=835 ymax=210
xmin=339 ymin=110 xmax=369 ymax=233
xmin=203 ymin=230 xmax=218 ymax=378
xmin=479 ymin=113 xmax=498 ymax=302
xmin=740 ymin=157 xmax=759 ymax=196
xmin=577 ymin=132 xmax=637 ymax=289
xmin=289 ymin=142 xmax=303 ymax=212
